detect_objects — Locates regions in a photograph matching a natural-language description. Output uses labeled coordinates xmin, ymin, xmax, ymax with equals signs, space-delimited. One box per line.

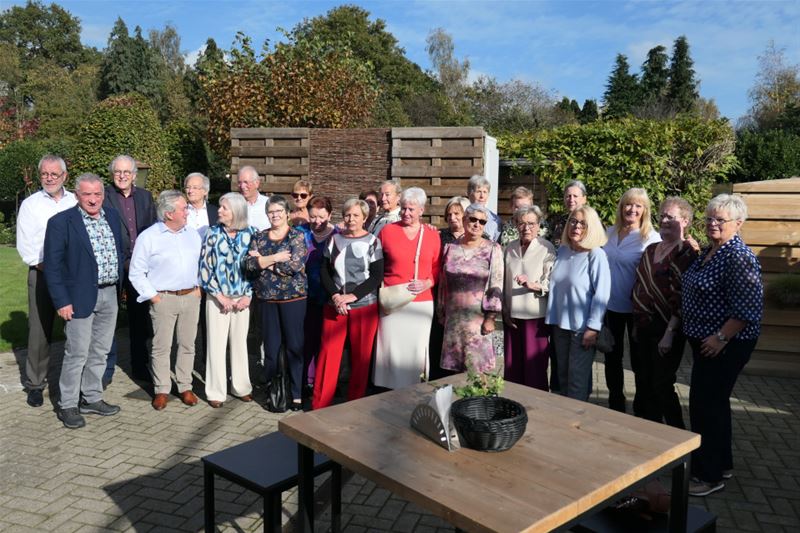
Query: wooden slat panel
xmin=755 ymin=325 xmax=800 ymax=353
xmin=744 ymin=350 xmax=800 ymax=378
xmin=394 ymin=146 xmax=484 ymax=158
xmin=231 ymin=127 xmax=309 ymax=139
xmin=762 ymin=306 xmax=800 ymax=327
xmin=230 ymin=146 xmax=308 ymax=157
xmin=749 ymin=245 xmax=800 ymax=273
xmin=392 ymin=166 xmax=484 ymax=178
xmin=740 ymin=220 xmax=800 ymax=247
xmin=733 ymin=177 xmax=800 ymax=193
xmin=392 ymin=127 xmax=485 ymax=139
xmin=737 ymin=193 xmax=800 ymax=220
xmin=231 ymin=164 xmax=308 ymax=176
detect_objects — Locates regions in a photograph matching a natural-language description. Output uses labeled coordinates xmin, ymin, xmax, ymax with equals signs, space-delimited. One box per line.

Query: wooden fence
xmin=734 ymin=177 xmax=800 ymax=377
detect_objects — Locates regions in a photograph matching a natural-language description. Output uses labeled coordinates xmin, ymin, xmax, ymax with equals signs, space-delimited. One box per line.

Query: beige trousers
xmin=204 ymin=295 xmax=252 ymax=402
xmin=149 ymin=291 xmax=201 ymax=395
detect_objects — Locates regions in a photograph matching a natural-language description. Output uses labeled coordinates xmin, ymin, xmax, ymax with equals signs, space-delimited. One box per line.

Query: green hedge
xmin=0 ymin=138 xmax=74 ymax=201
xmin=733 ymin=129 xmax=800 ymax=183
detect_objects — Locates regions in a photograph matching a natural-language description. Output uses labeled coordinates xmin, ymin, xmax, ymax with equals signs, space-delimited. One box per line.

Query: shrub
xmin=165 ymin=120 xmax=208 ymax=180
xmin=72 ymin=93 xmax=176 ymax=194
xmin=732 ymin=129 xmax=800 ymax=182
xmin=0 ymin=138 xmax=74 ymax=201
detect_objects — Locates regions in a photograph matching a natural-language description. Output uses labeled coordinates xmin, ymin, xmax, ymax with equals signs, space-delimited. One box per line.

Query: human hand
xmin=700 ymin=335 xmax=725 ymax=358
xmin=216 ymin=294 xmax=234 ymax=313
xmin=150 ymin=294 xmax=162 ymax=305
xmin=57 ymin=304 xmax=74 ymax=321
xmin=236 ymin=296 xmax=251 ymax=311
xmin=481 ymin=316 xmax=496 ymax=335
xmin=686 ymin=236 xmax=700 ymax=253
xmin=582 ymin=329 xmax=598 ymax=349
xmin=272 ymin=250 xmax=291 ymax=263
xmin=406 ymin=279 xmax=429 ymax=295
xmin=503 ymin=314 xmax=516 ymax=329
xmin=658 ymin=331 xmax=673 ymax=355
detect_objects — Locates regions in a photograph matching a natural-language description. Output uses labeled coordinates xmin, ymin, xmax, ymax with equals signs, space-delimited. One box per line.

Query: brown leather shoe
xmin=238 ymin=394 xmax=253 ymax=403
xmin=208 ymin=400 xmax=223 ymax=408
xmin=180 ymin=390 xmax=199 ymax=406
xmin=151 ymin=393 xmax=169 ymax=411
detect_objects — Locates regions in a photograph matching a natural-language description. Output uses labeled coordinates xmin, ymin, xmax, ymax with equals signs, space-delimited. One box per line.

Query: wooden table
xmin=279 ymin=376 xmax=701 ymax=532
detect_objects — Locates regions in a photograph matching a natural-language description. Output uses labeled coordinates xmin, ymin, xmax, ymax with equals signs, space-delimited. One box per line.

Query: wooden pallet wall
xmin=230 ymin=128 xmax=309 ymax=194
xmin=733 ymin=177 xmax=800 ymax=377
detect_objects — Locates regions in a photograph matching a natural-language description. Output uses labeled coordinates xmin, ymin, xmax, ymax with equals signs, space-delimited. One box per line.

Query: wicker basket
xmin=451 ymin=396 xmax=528 ymax=452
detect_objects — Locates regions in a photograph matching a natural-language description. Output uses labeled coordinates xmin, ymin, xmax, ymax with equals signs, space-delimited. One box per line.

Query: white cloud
xmin=184 ymin=43 xmax=206 ymax=68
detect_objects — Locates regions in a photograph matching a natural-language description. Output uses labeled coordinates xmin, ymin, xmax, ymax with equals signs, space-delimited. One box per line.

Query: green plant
xmin=765 ymin=274 xmax=800 ymax=308
xmin=0 ymin=212 xmax=15 ymax=245
xmin=733 ymin=129 xmax=800 ymax=182
xmin=454 ymin=368 xmax=505 ymax=398
xmin=0 ymin=137 xmax=74 ymax=201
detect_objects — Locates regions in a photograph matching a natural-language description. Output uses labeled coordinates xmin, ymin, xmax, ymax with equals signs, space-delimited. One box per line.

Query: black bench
xmin=202 ymin=431 xmax=339 ymax=532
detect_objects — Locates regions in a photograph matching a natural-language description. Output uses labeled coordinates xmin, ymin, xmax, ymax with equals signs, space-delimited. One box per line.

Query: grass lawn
xmin=0 ymin=246 xmax=66 ymax=352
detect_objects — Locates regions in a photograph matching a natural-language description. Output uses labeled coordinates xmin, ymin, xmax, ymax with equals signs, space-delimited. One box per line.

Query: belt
xmin=160 ymin=286 xmax=197 ymax=296
xmin=98 ymin=282 xmax=117 ymax=289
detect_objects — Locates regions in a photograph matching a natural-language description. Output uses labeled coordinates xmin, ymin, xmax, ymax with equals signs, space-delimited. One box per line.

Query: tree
xmin=194 ymin=38 xmax=224 ymax=77
xmin=426 ymin=28 xmax=471 ymax=122
xmin=743 ymin=41 xmax=800 ymax=131
xmin=149 ymin=24 xmax=185 ymax=75
xmin=603 ymin=54 xmax=640 ymax=118
xmin=666 ymin=36 xmax=698 ymax=113
xmin=468 ymin=77 xmax=563 ymax=133
xmin=579 ymin=99 xmax=599 ymax=124
xmin=640 ymin=45 xmax=670 ymax=104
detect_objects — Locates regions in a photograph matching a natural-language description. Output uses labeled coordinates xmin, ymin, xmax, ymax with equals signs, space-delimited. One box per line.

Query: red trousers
xmin=312 ymin=302 xmax=379 ymax=410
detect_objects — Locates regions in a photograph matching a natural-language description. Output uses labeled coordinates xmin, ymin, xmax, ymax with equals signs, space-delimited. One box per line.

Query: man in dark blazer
xmin=44 ymin=173 xmax=124 ymax=429
xmin=102 ymin=155 xmax=157 ymax=385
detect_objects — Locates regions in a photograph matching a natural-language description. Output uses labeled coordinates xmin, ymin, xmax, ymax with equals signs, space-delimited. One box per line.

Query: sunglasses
xmin=292 ymin=192 xmax=309 ymax=200
xmin=468 ymin=216 xmax=488 ymax=226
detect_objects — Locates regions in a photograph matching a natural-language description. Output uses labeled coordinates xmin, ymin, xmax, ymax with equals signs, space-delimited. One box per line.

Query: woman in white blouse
xmin=503 ymin=206 xmax=556 ymax=390
xmin=602 ymin=187 xmax=661 ymax=413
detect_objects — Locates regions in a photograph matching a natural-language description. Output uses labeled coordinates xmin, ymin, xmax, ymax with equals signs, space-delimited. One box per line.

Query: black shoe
xmin=79 ymin=399 xmax=121 ymax=416
xmin=290 ymin=401 xmax=304 ymax=412
xmin=27 ymin=389 xmax=44 ymax=407
xmin=57 ymin=407 xmax=86 ymax=429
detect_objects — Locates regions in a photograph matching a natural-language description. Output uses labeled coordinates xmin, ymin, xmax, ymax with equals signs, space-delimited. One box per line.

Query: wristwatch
xmin=716 ymin=331 xmax=729 ymax=343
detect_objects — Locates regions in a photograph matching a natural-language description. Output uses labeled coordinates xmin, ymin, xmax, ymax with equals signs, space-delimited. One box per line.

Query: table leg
xmin=298 ymin=443 xmax=314 ymax=532
xmin=669 ymin=456 xmax=690 ymax=533
xmin=331 ymin=463 xmax=342 ymax=533
xmin=203 ymin=463 xmax=214 ymax=533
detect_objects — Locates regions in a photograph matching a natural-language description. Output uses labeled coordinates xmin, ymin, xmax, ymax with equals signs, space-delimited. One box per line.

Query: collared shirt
xmin=246 ymin=194 xmax=270 ymax=231
xmin=199 ymin=225 xmax=256 ymax=297
xmin=187 ymin=201 xmax=211 ymax=240
xmin=603 ymin=227 xmax=661 ymax=313
xmin=369 ymin=207 xmax=400 ymax=236
xmin=504 ymin=237 xmax=556 ymax=319
xmin=16 ymin=188 xmax=77 ymax=265
xmin=482 ymin=210 xmax=502 ymax=242
xmin=114 ymin=188 xmax=138 ymax=247
xmin=129 ymin=222 xmax=202 ymax=302
xmin=682 ymin=234 xmax=763 ymax=340
xmin=80 ymin=207 xmax=119 ymax=286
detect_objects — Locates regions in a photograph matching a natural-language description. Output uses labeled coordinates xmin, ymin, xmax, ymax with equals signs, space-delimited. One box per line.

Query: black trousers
xmin=634 ymin=317 xmax=686 ymax=428
xmin=604 ymin=310 xmax=638 ymax=413
xmin=688 ymin=337 xmax=756 ymax=483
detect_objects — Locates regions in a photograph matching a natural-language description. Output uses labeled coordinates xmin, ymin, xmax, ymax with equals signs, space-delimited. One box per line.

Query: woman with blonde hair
xmin=545 ymin=206 xmax=610 ymax=401
xmin=602 ymin=187 xmax=661 ymax=413
xmin=289 ymin=179 xmax=312 ymax=226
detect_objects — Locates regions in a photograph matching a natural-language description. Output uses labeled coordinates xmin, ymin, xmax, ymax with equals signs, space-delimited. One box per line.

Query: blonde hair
xmin=293 ymin=179 xmax=312 ymax=193
xmin=510 ymin=186 xmax=533 ymax=202
xmin=562 ymin=205 xmax=607 ymax=250
xmin=613 ymin=187 xmax=655 ymax=242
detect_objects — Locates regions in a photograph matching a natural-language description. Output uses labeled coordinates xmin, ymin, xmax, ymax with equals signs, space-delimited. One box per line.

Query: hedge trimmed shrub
xmin=0 ymin=138 xmax=74 ymax=201
xmin=72 ymin=93 xmax=176 ymax=194
xmin=165 ymin=120 xmax=208 ymax=181
xmin=733 ymin=129 xmax=800 ymax=182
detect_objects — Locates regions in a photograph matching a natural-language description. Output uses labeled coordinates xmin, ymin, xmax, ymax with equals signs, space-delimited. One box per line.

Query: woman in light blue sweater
xmin=545 ymin=205 xmax=610 ymax=401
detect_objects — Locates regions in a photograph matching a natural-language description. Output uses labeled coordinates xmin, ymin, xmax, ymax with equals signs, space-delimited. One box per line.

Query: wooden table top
xmin=279 ymin=376 xmax=701 ymax=533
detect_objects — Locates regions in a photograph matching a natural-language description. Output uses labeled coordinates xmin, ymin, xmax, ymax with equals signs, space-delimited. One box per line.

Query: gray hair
xmin=266 ymin=194 xmax=289 ymax=213
xmin=109 ymin=155 xmax=137 ymax=175
xmin=156 ymin=190 xmax=185 ymax=222
xmin=342 ymin=198 xmax=369 ymax=219
xmin=38 ymin=154 xmax=66 ymax=174
xmin=467 ymin=175 xmax=490 ymax=194
xmin=445 ymin=196 xmax=470 ymax=215
xmin=237 ymin=165 xmax=261 ymax=183
xmin=184 ymin=172 xmax=210 ymax=192
xmin=400 ymin=187 xmax=427 ymax=208
xmin=75 ymin=173 xmax=103 ymax=188
xmin=513 ymin=205 xmax=544 ymax=225
xmin=706 ymin=193 xmax=748 ymax=222
xmin=380 ymin=179 xmax=402 ymax=196
xmin=563 ymin=180 xmax=587 ymax=196
xmin=464 ymin=203 xmax=490 ymax=218
xmin=219 ymin=192 xmax=249 ymax=230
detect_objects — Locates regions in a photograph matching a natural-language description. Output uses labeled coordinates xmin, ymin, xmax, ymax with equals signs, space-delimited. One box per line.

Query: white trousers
xmin=204 ymin=295 xmax=252 ymax=402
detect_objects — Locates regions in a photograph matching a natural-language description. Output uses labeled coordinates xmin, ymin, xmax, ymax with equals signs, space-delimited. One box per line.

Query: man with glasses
xmin=237 ymin=165 xmax=270 ymax=230
xmin=16 ymin=155 xmax=77 ymax=407
xmin=184 ymin=172 xmax=218 ymax=240
xmin=102 ymin=155 xmax=157 ymax=386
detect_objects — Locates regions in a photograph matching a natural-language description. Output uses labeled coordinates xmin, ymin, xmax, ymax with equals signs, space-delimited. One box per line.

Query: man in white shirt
xmin=16 ymin=155 xmax=77 ymax=408
xmin=368 ymin=180 xmax=402 ymax=235
xmin=237 ymin=165 xmax=269 ymax=230
xmin=129 ymin=191 xmax=202 ymax=411
xmin=184 ymin=172 xmax=218 ymax=240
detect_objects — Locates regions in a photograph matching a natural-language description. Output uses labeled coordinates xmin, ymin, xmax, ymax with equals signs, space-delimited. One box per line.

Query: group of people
xmin=19 ymin=156 xmax=762 ymax=499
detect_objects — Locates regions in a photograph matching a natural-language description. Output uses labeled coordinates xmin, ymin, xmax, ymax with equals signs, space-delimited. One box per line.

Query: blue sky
xmin=18 ymin=0 xmax=800 ymax=122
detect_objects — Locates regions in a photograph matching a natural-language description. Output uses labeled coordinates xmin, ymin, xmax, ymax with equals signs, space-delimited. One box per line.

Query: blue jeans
xmin=59 ymin=286 xmax=118 ymax=409
xmin=261 ymin=299 xmax=306 ymax=402
xmin=551 ymin=327 xmax=596 ymax=402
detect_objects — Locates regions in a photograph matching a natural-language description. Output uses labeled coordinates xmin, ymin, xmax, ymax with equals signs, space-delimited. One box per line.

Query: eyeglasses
xmin=40 ymin=172 xmax=64 ymax=180
xmin=705 ymin=217 xmax=733 ymax=226
xmin=292 ymin=192 xmax=309 ymax=200
xmin=660 ymin=214 xmax=679 ymax=222
xmin=468 ymin=216 xmax=488 ymax=226
xmin=267 ymin=209 xmax=285 ymax=216
xmin=185 ymin=186 xmax=205 ymax=191
xmin=517 ymin=221 xmax=539 ymax=228
xmin=568 ymin=218 xmax=587 ymax=229
xmin=112 ymin=170 xmax=133 ymax=177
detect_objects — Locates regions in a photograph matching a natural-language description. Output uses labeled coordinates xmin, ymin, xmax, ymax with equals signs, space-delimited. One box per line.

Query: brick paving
xmin=1 ymin=329 xmax=798 ymax=532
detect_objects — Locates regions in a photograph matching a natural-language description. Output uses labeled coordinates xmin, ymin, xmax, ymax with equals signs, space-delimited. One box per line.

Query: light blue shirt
xmin=545 ymin=246 xmax=610 ymax=332
xmin=603 ymin=227 xmax=661 ymax=313
xmin=129 ymin=222 xmax=202 ymax=302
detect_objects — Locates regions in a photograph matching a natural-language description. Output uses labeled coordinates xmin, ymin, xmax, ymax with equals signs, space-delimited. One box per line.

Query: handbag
xmin=596 ymin=325 xmax=615 ymax=353
xmin=379 ymin=225 xmax=424 ymax=315
xmin=267 ymin=348 xmax=290 ymax=413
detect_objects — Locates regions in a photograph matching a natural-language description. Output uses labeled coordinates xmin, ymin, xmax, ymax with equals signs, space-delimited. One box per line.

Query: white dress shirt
xmin=16 ymin=188 xmax=77 ymax=266
xmin=604 ymin=227 xmax=661 ymax=313
xmin=129 ymin=222 xmax=202 ymax=302
xmin=247 ymin=194 xmax=270 ymax=231
xmin=187 ymin=201 xmax=211 ymax=240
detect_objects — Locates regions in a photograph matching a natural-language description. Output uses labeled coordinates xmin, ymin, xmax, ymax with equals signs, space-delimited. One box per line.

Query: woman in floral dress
xmin=438 ymin=204 xmax=504 ymax=373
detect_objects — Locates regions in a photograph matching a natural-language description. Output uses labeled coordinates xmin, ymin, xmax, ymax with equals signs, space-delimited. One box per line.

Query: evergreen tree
xmin=195 ymin=38 xmax=224 ymax=77
xmin=579 ymin=99 xmax=599 ymax=123
xmin=666 ymin=36 xmax=698 ymax=113
xmin=640 ymin=45 xmax=669 ymax=103
xmin=603 ymin=54 xmax=640 ymax=118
